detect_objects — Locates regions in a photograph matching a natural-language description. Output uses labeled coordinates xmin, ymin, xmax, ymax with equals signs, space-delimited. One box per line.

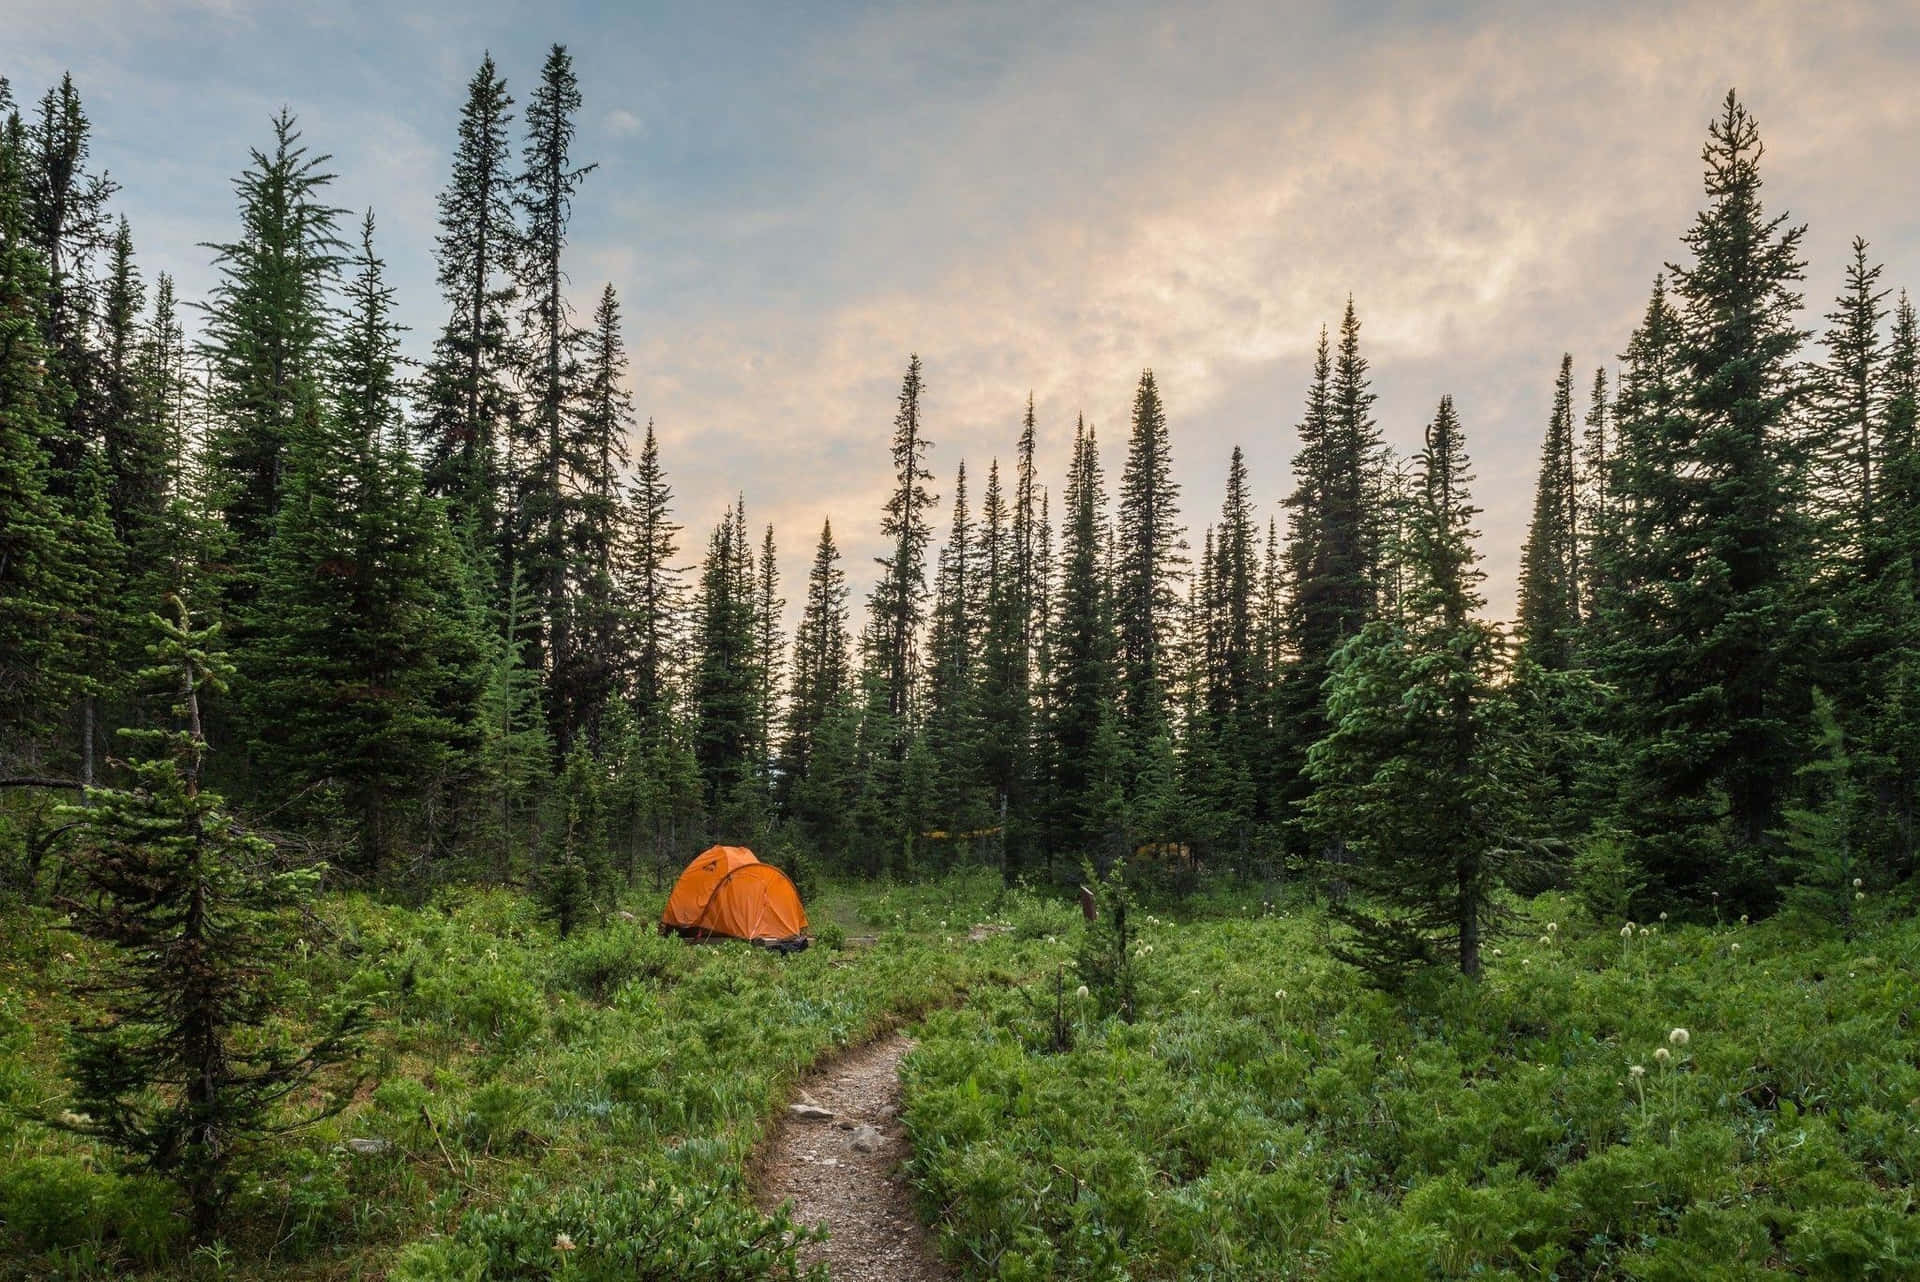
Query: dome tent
xmin=659 ymin=846 xmax=809 ymax=950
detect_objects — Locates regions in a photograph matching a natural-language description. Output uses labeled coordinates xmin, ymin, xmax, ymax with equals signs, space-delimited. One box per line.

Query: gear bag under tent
xmin=659 ymin=845 xmax=809 ymax=951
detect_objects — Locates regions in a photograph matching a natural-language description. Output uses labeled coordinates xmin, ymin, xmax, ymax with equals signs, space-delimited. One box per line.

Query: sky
xmin=11 ymin=0 xmax=1920 ymax=627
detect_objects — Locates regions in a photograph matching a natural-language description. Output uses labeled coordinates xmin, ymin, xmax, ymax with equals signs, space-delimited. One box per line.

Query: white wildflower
xmin=554 ymin=1233 xmax=576 ymax=1252
xmin=1654 ymin=1047 xmax=1670 ymax=1064
xmin=1668 ymin=1028 xmax=1689 ymax=1047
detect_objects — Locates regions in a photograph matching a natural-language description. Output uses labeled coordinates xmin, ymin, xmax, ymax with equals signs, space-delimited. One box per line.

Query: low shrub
xmin=905 ymin=891 xmax=1920 ymax=1279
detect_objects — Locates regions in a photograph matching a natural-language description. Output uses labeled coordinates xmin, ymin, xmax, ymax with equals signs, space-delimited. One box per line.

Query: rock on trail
xmin=754 ymin=1034 xmax=948 ymax=1282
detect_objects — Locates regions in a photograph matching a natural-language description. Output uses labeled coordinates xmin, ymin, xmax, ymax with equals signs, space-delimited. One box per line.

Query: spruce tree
xmin=1324 ymin=298 xmax=1383 ymax=633
xmin=618 ymin=419 xmax=683 ymax=731
xmin=1654 ymin=92 xmax=1812 ymax=894
xmin=692 ymin=503 xmax=760 ymax=831
xmin=558 ymin=283 xmax=631 ymax=752
xmin=1115 ymin=369 xmax=1186 ymax=785
xmin=1594 ymin=96 xmax=1816 ymax=907
xmin=1881 ymin=295 xmax=1920 ymax=596
xmin=1516 ymin=357 xmax=1608 ymax=836
xmin=99 ymin=222 xmax=185 ymax=728
xmin=1176 ymin=526 xmax=1231 ymax=860
xmin=1045 ymin=418 xmax=1113 ymax=859
xmin=197 ymin=110 xmax=345 ymax=579
xmin=1516 ymin=355 xmax=1582 ymax=670
xmin=925 ymin=461 xmax=983 ymax=832
xmin=976 ymin=457 xmax=1028 ymax=870
xmin=1817 ymin=239 xmax=1886 ymax=556
xmin=539 ymin=743 xmax=610 ymax=937
xmin=1207 ymin=445 xmax=1261 ymax=865
xmin=10 ymin=77 xmax=123 ymax=782
xmin=1307 ymin=397 xmax=1543 ymax=984
xmin=1027 ymin=488 xmax=1057 ymax=875
xmin=778 ymin=519 xmax=851 ymax=822
xmin=869 ymin=353 xmax=936 ymax=729
xmin=511 ymin=43 xmax=594 ymax=729
xmin=1275 ymin=315 xmax=1383 ymax=862
xmin=1590 ymin=278 xmax=1692 ymax=848
xmin=1271 ymin=330 xmax=1333 ymax=850
xmin=1014 ymin=394 xmax=1041 ymax=662
xmin=1371 ymin=449 xmax=1418 ymax=626
xmin=244 ymin=215 xmax=485 ymax=876
xmin=98 ymin=217 xmax=150 ymax=545
xmin=25 ymin=73 xmax=116 ymax=491
xmin=0 ymin=94 xmax=68 ymax=748
xmin=418 ymin=54 xmax=519 ymax=557
xmin=1818 ymin=249 xmax=1920 ymax=875
xmin=1869 ymin=294 xmax=1920 ymax=874
xmin=1577 ymin=367 xmax=1611 ymax=621
xmin=753 ymin=523 xmax=785 ymax=788
xmin=477 ymin=565 xmax=553 ymax=881
xmin=1002 ymin=397 xmax=1043 ymax=877
xmin=57 ymin=596 xmax=359 ymax=1239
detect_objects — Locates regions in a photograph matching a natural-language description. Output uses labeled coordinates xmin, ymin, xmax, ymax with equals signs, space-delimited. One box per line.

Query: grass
xmin=6 ymin=871 xmax=1917 ymax=1280
xmin=902 ymin=889 xmax=1920 ymax=1279
xmin=0 ymin=870 xmax=1075 ymax=1281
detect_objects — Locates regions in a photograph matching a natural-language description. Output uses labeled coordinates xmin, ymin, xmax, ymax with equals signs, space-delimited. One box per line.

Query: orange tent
xmin=659 ymin=846 xmax=809 ymax=949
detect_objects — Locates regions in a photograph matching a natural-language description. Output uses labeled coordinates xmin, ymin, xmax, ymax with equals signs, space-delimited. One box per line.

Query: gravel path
xmin=754 ymin=1034 xmax=949 ymax=1282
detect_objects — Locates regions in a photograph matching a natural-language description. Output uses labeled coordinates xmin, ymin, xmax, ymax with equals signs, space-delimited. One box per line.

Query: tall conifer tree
xmin=1516 ymin=355 xmax=1582 ymax=669
xmin=198 ymin=110 xmax=344 ymax=576
xmin=692 ymin=503 xmax=759 ymax=831
xmin=0 ymin=92 xmax=70 ymax=747
xmin=419 ymin=54 xmax=519 ymax=562
xmin=618 ymin=419 xmax=682 ymax=730
xmin=1046 ymin=418 xmax=1113 ymax=857
xmin=753 ymin=522 xmax=784 ymax=791
xmin=1115 ymin=369 xmax=1185 ymax=782
xmin=557 ymin=282 xmax=630 ymax=752
xmin=511 ymin=43 xmax=593 ymax=721
xmin=779 ymin=519 xmax=850 ymax=809
xmin=867 ymin=354 xmax=936 ymax=732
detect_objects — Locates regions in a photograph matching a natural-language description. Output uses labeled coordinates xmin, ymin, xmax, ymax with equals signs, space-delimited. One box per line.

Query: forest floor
xmin=0 ymin=869 xmax=1055 ymax=1281
xmin=753 ymin=1033 xmax=949 ymax=1282
xmin=6 ymin=872 xmax=1919 ymax=1279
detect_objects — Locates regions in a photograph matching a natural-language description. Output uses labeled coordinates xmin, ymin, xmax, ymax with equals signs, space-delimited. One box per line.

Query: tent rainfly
xmin=659 ymin=846 xmax=809 ymax=951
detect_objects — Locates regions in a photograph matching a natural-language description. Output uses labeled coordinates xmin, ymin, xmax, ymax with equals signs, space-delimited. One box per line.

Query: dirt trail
xmin=753 ymin=1034 xmax=949 ymax=1282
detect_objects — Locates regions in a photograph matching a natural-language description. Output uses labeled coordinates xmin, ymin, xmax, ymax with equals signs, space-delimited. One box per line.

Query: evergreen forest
xmin=3 ymin=47 xmax=1918 ymax=1282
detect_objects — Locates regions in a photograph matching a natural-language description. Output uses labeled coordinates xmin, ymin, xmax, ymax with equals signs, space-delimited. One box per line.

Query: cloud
xmin=611 ymin=0 xmax=1920 ymax=622
xmin=17 ymin=0 xmax=1920 ymax=632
